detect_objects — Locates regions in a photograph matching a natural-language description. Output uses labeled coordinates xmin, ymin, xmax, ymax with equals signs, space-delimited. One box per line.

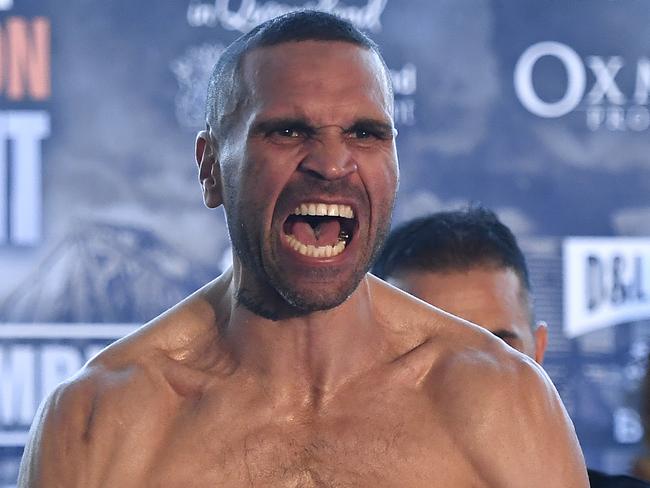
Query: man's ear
xmin=533 ymin=321 xmax=549 ymax=365
xmin=195 ymin=129 xmax=223 ymax=208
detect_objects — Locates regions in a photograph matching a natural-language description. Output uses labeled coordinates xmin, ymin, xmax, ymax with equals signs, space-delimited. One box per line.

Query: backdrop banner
xmin=564 ymin=238 xmax=650 ymax=339
xmin=1 ymin=0 xmax=650 ymax=485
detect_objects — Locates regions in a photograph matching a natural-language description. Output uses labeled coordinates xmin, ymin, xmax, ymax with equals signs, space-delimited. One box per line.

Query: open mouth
xmin=282 ymin=203 xmax=356 ymax=258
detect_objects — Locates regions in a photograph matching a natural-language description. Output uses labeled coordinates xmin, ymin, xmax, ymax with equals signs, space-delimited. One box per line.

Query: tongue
xmin=292 ymin=218 xmax=341 ymax=246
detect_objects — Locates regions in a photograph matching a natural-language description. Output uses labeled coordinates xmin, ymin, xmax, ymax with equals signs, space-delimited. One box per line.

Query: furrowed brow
xmin=345 ymin=118 xmax=398 ymax=138
xmin=250 ymin=117 xmax=314 ymax=136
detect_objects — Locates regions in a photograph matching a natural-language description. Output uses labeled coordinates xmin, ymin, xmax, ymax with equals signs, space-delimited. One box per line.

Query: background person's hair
xmin=205 ymin=9 xmax=392 ymax=138
xmin=372 ymin=206 xmax=532 ymax=294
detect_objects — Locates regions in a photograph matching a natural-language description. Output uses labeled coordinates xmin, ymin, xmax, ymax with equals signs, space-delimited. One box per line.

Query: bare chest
xmin=147 ymin=384 xmax=482 ymax=488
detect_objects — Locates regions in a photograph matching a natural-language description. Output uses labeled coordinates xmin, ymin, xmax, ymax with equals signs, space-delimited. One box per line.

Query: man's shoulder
xmin=93 ymin=274 xmax=234 ymax=377
xmin=20 ymin=282 xmax=232 ymax=466
xmin=424 ymin=320 xmax=547 ymax=410
xmin=18 ymin=304 xmax=226 ymax=485
xmin=430 ymin=342 xmax=587 ymax=486
xmin=373 ymin=274 xmax=546 ymax=399
xmin=19 ymin=343 xmax=199 ymax=485
xmin=372 ymin=277 xmax=587 ymax=485
xmin=31 ymin=344 xmax=175 ymax=443
xmin=372 ymin=274 xmax=522 ymax=363
xmin=80 ymin=288 xmax=232 ymax=405
xmin=371 ymin=273 xmax=496 ymax=343
xmin=374 ymin=275 xmax=564 ymax=421
xmin=107 ymin=280 xmax=225 ymax=360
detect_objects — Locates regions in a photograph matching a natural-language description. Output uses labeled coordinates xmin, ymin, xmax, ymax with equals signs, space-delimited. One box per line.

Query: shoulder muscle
xmin=446 ymin=349 xmax=588 ymax=487
xmin=18 ymin=371 xmax=97 ymax=487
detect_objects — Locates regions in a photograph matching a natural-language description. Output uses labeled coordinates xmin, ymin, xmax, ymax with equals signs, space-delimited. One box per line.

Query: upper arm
xmin=18 ymin=375 xmax=96 ymax=488
xmin=464 ymin=354 xmax=588 ymax=487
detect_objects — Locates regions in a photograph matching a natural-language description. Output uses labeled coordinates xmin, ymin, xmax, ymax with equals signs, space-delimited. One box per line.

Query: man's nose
xmin=298 ymin=135 xmax=358 ymax=180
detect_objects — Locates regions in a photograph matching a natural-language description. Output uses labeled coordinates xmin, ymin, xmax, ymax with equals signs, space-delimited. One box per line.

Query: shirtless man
xmin=374 ymin=207 xmax=649 ymax=487
xmin=18 ymin=11 xmax=588 ymax=488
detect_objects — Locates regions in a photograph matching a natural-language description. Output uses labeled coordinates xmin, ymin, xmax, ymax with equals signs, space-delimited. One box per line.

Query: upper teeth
xmin=293 ymin=203 xmax=354 ymax=219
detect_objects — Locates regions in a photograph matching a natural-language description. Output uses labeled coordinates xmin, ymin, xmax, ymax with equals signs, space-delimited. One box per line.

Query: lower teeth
xmin=284 ymin=234 xmax=347 ymax=258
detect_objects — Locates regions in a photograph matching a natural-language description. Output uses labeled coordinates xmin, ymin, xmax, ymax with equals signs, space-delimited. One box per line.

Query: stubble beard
xmin=224 ymin=175 xmax=395 ymax=320
xmin=267 ymin=215 xmax=392 ymax=316
xmin=228 ymin=208 xmax=393 ymax=321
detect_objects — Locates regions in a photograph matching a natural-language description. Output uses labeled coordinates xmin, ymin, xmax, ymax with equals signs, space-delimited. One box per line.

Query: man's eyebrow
xmin=490 ymin=329 xmax=521 ymax=341
xmin=249 ymin=117 xmax=397 ymax=139
xmin=346 ymin=118 xmax=397 ymax=135
xmin=250 ymin=117 xmax=314 ymax=135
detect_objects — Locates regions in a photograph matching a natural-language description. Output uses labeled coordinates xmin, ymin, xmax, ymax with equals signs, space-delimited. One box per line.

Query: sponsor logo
xmin=514 ymin=41 xmax=650 ymax=131
xmin=186 ymin=0 xmax=388 ymax=33
xmin=563 ymin=238 xmax=650 ymax=338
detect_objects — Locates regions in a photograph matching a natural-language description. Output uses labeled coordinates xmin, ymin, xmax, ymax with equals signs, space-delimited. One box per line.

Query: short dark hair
xmin=373 ymin=207 xmax=532 ymax=293
xmin=205 ymin=10 xmax=391 ymax=137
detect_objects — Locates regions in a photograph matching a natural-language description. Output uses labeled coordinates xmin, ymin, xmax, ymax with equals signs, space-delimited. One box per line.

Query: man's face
xmin=390 ymin=266 xmax=547 ymax=363
xmin=215 ymin=41 xmax=398 ymax=316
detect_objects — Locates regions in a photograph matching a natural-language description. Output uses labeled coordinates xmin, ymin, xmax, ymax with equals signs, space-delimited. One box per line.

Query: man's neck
xmin=214 ymin=272 xmax=388 ymax=407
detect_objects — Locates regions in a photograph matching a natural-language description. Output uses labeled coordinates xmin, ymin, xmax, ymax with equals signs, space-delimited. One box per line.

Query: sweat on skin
xmin=17 ymin=15 xmax=588 ymax=488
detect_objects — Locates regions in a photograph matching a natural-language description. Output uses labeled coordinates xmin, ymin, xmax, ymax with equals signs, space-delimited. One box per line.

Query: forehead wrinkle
xmin=253 ymin=108 xmax=394 ymax=130
xmin=247 ymin=94 xmax=395 ymax=134
xmin=242 ymin=42 xmax=393 ymax=121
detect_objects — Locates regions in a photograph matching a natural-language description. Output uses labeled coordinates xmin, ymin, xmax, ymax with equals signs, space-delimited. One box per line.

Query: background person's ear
xmin=533 ymin=321 xmax=549 ymax=365
xmin=195 ymin=129 xmax=223 ymax=208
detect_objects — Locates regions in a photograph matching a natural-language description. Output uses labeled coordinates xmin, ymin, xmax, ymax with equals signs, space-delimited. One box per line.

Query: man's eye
xmin=279 ymin=128 xmax=302 ymax=137
xmin=263 ymin=126 xmax=310 ymax=144
xmin=351 ymin=128 xmax=375 ymax=139
xmin=347 ymin=126 xmax=395 ymax=142
xmin=271 ymin=127 xmax=306 ymax=138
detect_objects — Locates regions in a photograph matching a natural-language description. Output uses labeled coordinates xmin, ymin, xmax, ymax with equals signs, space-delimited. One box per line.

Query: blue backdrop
xmin=1 ymin=0 xmax=650 ymax=485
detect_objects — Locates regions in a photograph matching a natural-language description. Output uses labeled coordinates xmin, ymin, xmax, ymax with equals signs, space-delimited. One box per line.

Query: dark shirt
xmin=589 ymin=469 xmax=650 ymax=487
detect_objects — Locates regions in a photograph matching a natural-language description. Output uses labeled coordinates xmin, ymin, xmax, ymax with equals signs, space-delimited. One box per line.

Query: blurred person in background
xmin=374 ymin=207 xmax=650 ymax=488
